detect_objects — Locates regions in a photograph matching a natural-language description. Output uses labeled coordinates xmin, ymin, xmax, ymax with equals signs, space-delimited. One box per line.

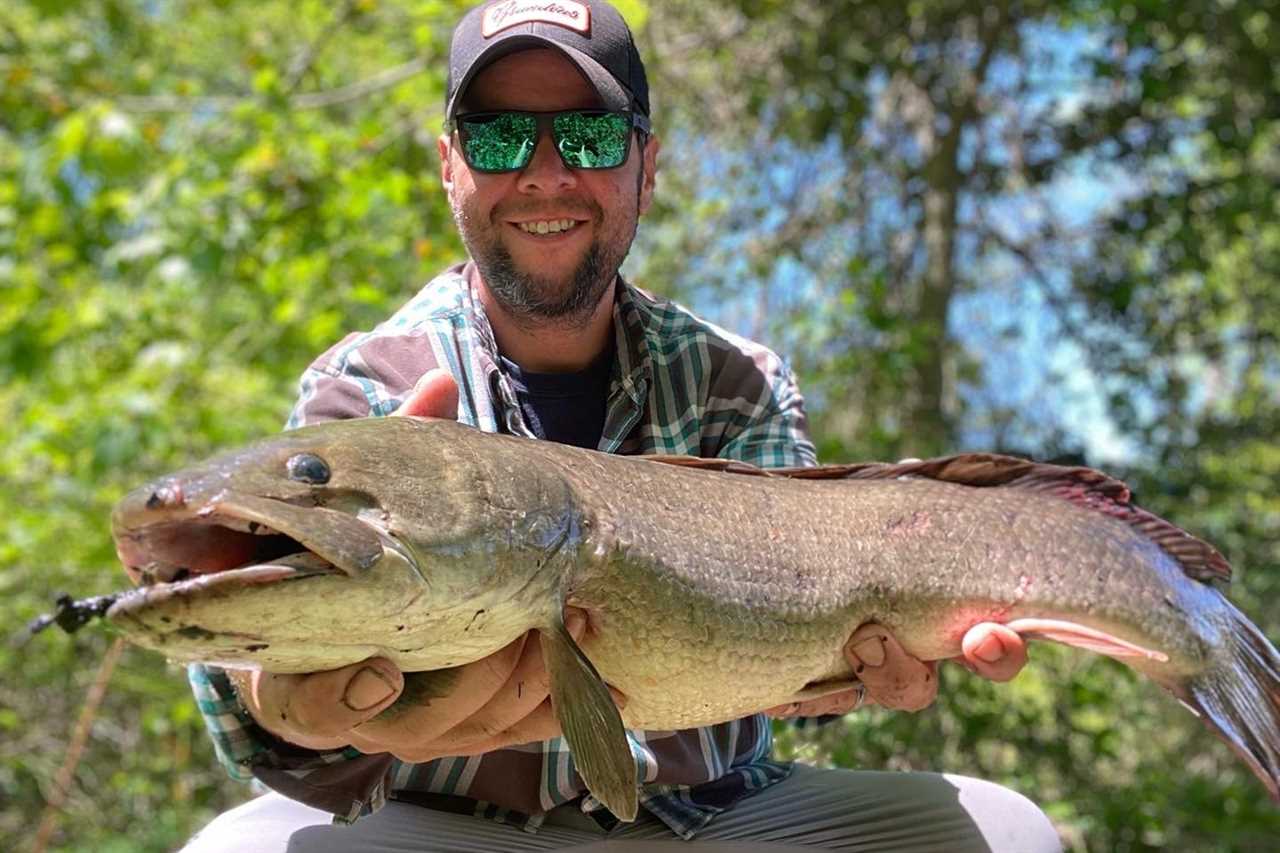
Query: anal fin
xmin=540 ymin=621 xmax=638 ymax=821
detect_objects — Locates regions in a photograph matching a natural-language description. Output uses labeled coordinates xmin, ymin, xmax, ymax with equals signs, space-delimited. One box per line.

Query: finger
xmin=394 ymin=368 xmax=459 ymax=419
xmin=391 ymin=698 xmax=561 ymax=761
xmin=409 ymin=682 xmax=627 ymax=762
xmin=250 ymin=658 xmax=404 ymax=745
xmin=352 ymin=633 xmax=527 ymax=748
xmin=959 ymin=622 xmax=1028 ymax=682
xmin=440 ymin=607 xmax=590 ymax=740
xmin=844 ymin=623 xmax=938 ymax=712
xmin=437 ymin=631 xmax=557 ymax=749
xmin=445 ymin=607 xmax=602 ymax=745
xmin=460 ymin=698 xmax=565 ymax=754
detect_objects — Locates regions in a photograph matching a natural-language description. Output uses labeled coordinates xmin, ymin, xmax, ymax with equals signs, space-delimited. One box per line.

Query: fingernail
xmin=344 ymin=667 xmax=396 ymax=711
xmin=974 ymin=634 xmax=1005 ymax=664
xmin=852 ymin=636 xmax=886 ymax=667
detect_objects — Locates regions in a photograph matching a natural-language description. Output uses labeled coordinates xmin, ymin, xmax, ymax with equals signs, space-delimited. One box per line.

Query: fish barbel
xmin=104 ymin=416 xmax=1280 ymax=820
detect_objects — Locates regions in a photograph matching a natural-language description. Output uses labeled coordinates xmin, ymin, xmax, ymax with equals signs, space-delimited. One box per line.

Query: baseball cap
xmin=445 ymin=0 xmax=650 ymax=122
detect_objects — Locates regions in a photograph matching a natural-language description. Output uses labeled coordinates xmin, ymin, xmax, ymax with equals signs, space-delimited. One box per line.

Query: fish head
xmin=114 ymin=419 xmax=397 ymax=584
xmin=105 ymin=417 xmax=512 ymax=670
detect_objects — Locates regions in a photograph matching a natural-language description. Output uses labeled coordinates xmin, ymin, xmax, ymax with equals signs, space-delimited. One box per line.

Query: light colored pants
xmin=182 ymin=764 xmax=1062 ymax=852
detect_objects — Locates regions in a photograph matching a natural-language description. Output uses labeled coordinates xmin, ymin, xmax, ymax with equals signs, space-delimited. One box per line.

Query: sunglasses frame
xmin=451 ymin=108 xmax=652 ymax=174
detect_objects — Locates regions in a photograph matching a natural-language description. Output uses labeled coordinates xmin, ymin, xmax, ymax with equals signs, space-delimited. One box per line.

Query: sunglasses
xmin=452 ymin=109 xmax=651 ymax=173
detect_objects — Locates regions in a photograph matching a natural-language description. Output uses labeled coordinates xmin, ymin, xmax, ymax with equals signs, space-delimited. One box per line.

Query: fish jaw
xmin=107 ymin=484 xmax=560 ymax=674
xmin=105 ymin=540 xmax=545 ymax=674
xmin=104 ymin=546 xmax=452 ymax=673
xmin=109 ymin=475 xmax=442 ymax=671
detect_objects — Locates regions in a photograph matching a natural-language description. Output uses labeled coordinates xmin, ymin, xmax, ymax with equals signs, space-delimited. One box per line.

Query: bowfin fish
xmin=76 ymin=417 xmax=1280 ymax=812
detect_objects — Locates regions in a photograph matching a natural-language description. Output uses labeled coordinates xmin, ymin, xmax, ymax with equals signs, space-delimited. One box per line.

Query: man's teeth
xmin=518 ymin=219 xmax=578 ymax=234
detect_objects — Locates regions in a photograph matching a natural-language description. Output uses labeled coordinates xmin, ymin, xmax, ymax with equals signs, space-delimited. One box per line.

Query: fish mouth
xmin=114 ymin=489 xmax=387 ymax=590
xmin=117 ymin=516 xmax=335 ymax=588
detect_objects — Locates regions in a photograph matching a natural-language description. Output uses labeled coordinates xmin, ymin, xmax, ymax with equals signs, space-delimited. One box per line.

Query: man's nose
xmin=516 ymin=128 xmax=578 ymax=194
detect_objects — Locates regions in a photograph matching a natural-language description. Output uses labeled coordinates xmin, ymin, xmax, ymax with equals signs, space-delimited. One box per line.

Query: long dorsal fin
xmin=642 ymin=452 xmax=1231 ymax=584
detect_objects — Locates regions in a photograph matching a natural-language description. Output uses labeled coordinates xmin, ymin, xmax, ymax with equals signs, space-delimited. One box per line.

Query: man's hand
xmin=233 ymin=608 xmax=595 ymax=760
xmin=233 ymin=368 xmax=601 ymax=759
xmin=393 ymin=367 xmax=460 ymax=419
xmin=766 ymin=622 xmax=1029 ymax=717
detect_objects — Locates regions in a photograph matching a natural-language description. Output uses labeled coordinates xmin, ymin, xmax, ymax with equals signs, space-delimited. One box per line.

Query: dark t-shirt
xmin=499 ymin=345 xmax=614 ymax=449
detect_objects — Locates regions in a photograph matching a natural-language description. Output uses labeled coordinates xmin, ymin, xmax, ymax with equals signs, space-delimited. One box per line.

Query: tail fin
xmin=1170 ymin=600 xmax=1280 ymax=802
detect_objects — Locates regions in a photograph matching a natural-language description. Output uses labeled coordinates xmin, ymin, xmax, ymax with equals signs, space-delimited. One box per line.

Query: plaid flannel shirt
xmin=188 ymin=262 xmax=818 ymax=838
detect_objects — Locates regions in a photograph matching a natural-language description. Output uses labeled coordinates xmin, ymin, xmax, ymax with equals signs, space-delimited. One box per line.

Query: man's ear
xmin=438 ymin=133 xmax=455 ymax=193
xmin=638 ymin=134 xmax=660 ymax=216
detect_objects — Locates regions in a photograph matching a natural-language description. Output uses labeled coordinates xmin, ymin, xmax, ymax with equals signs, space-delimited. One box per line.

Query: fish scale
xmin=568 ymin=471 xmax=1195 ymax=726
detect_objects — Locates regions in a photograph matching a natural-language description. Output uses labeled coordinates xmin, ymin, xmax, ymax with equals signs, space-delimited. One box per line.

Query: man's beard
xmin=481 ymin=239 xmax=615 ymax=328
xmin=454 ymin=199 xmax=636 ymax=330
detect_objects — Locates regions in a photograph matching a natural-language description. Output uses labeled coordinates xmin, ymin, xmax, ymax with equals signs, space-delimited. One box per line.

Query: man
xmin=182 ymin=2 xmax=1060 ymax=850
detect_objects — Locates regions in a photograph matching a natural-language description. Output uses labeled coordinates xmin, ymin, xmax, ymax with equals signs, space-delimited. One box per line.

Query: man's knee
xmin=946 ymin=774 xmax=1062 ymax=853
xmin=180 ymin=792 xmax=334 ymax=853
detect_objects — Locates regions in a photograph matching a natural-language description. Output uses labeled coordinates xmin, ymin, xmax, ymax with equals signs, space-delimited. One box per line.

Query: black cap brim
xmin=445 ymin=35 xmax=632 ymax=121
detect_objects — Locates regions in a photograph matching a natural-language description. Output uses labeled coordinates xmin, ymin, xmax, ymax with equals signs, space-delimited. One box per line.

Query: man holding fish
xmin=180 ymin=1 xmax=1060 ymax=849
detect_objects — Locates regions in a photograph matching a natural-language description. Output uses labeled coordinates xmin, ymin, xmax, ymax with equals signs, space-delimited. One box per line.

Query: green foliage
xmin=3 ymin=0 xmax=1277 ymax=851
xmin=2 ymin=2 xmax=467 ymax=849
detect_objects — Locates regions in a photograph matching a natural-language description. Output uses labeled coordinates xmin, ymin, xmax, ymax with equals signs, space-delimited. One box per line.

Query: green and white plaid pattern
xmin=189 ymin=262 xmax=817 ymax=837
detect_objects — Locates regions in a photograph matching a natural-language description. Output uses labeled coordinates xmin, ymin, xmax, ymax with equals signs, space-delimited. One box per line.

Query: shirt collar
xmin=608 ymin=276 xmax=654 ymax=406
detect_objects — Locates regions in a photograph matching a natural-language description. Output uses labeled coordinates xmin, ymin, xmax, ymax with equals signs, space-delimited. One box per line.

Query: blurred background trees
xmin=2 ymin=1 xmax=1276 ymax=849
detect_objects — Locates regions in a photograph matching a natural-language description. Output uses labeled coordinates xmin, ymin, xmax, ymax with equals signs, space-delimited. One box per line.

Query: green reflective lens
xmin=460 ymin=112 xmax=538 ymax=171
xmin=456 ymin=110 xmax=636 ymax=172
xmin=554 ymin=111 xmax=631 ymax=168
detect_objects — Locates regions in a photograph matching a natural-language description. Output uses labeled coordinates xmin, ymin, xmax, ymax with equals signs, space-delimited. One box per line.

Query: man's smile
xmin=513 ymin=218 xmax=582 ymax=235
xmin=504 ymin=216 xmax=591 ymax=242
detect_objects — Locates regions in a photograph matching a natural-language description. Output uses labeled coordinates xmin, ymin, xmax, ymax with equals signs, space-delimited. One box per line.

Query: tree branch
xmin=32 ymin=638 xmax=127 ymax=853
xmin=115 ymin=57 xmax=428 ymax=113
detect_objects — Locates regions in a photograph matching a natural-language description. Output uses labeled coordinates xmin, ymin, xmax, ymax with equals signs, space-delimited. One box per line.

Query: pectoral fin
xmin=788 ymin=677 xmax=863 ymax=703
xmin=539 ymin=620 xmax=637 ymax=821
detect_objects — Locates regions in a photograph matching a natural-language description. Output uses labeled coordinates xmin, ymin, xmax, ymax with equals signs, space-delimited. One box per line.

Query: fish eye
xmin=287 ymin=453 xmax=331 ymax=485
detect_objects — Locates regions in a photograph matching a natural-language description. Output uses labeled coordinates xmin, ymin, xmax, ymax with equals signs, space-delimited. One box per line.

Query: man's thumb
xmin=260 ymin=659 xmax=405 ymax=739
xmin=843 ymin=623 xmax=938 ymax=712
xmin=395 ymin=368 xmax=459 ymax=419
